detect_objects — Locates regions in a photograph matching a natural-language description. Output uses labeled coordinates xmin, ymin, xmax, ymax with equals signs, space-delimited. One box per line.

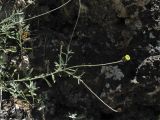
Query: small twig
xmin=79 ymin=79 xmax=118 ymax=112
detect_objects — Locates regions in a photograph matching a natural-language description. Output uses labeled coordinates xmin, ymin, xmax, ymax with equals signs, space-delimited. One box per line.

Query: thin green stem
xmin=69 ymin=0 xmax=81 ymax=46
xmin=0 ymin=88 xmax=2 ymax=113
xmin=13 ymin=70 xmax=59 ymax=82
xmin=23 ymin=0 xmax=72 ymax=22
xmin=66 ymin=60 xmax=123 ymax=69
xmin=12 ymin=59 xmax=123 ymax=82
xmin=0 ymin=75 xmax=2 ymax=113
xmin=80 ymin=79 xmax=118 ymax=112
xmin=64 ymin=71 xmax=118 ymax=112
xmin=0 ymin=0 xmax=72 ymax=26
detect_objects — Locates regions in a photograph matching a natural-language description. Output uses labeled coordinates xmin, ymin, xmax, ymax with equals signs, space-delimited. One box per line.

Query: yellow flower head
xmin=122 ymin=54 xmax=131 ymax=62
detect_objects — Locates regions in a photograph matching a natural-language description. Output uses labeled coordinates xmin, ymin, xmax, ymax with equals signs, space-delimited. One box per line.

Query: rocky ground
xmin=0 ymin=0 xmax=160 ymax=119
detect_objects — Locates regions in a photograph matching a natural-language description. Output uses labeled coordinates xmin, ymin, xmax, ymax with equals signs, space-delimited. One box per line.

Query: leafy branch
xmin=10 ymin=44 xmax=124 ymax=112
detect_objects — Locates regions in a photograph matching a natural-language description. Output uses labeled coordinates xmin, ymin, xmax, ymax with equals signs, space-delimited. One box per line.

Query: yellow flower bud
xmin=122 ymin=54 xmax=131 ymax=62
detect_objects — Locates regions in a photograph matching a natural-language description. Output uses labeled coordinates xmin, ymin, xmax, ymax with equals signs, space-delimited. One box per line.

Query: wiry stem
xmin=0 ymin=0 xmax=73 ymax=26
xmin=66 ymin=60 xmax=123 ymax=69
xmin=13 ymin=71 xmax=59 ymax=82
xmin=69 ymin=0 xmax=81 ymax=45
xmin=79 ymin=79 xmax=118 ymax=112
xmin=0 ymin=72 xmax=2 ymax=113
xmin=64 ymin=71 xmax=119 ymax=112
xmin=0 ymin=83 xmax=2 ymax=113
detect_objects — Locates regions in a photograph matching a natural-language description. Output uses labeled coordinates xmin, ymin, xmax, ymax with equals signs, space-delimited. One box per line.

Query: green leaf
xmin=0 ymin=54 xmax=5 ymax=65
xmin=51 ymin=74 xmax=56 ymax=83
xmin=43 ymin=77 xmax=52 ymax=87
